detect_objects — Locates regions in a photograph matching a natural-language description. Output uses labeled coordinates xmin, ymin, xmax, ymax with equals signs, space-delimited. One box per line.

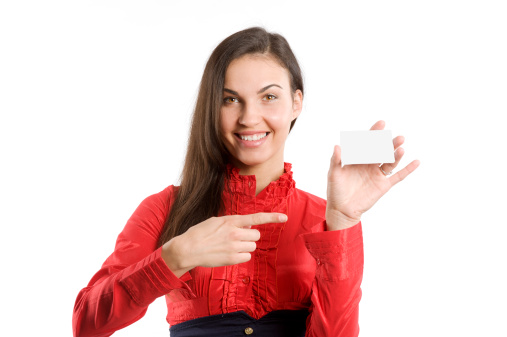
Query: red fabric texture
xmin=73 ymin=163 xmax=363 ymax=337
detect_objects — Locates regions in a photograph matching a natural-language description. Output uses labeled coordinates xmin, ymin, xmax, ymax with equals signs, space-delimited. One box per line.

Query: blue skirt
xmin=169 ymin=309 xmax=309 ymax=337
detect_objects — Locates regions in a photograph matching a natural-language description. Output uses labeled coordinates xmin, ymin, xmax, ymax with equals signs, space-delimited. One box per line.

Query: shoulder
xmin=291 ymin=187 xmax=326 ymax=209
xmin=288 ymin=188 xmax=327 ymax=227
xmin=132 ymin=185 xmax=180 ymax=225
xmin=142 ymin=184 xmax=179 ymax=206
xmin=121 ymin=185 xmax=180 ymax=242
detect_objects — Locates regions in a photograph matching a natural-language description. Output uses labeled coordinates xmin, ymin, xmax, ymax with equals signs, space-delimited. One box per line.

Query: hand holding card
xmin=325 ymin=120 xmax=420 ymax=231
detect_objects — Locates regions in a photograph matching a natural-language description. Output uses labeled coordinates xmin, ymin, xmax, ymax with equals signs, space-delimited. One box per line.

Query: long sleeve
xmin=300 ymin=220 xmax=364 ymax=337
xmin=72 ymin=186 xmax=193 ymax=337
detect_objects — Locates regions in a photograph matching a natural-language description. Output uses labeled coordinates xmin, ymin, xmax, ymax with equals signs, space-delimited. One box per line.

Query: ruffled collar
xmin=225 ymin=162 xmax=295 ymax=198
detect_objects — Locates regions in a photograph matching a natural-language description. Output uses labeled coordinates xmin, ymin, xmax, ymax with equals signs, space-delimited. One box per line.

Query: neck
xmin=232 ymin=161 xmax=285 ymax=196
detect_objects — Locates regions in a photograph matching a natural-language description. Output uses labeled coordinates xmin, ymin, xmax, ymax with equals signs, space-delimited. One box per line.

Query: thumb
xmin=329 ymin=145 xmax=344 ymax=182
xmin=332 ymin=145 xmax=342 ymax=168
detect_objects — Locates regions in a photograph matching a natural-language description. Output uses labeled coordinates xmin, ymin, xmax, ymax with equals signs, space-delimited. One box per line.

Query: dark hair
xmin=158 ymin=27 xmax=304 ymax=247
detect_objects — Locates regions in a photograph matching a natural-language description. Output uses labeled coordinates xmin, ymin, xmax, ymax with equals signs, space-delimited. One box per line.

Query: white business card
xmin=340 ymin=130 xmax=395 ymax=166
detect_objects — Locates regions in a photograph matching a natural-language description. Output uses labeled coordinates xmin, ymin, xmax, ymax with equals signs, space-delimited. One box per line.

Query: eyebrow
xmin=223 ymin=84 xmax=283 ymax=96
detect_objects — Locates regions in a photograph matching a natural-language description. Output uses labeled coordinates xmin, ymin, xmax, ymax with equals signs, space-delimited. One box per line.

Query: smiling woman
xmin=72 ymin=26 xmax=418 ymax=337
xmin=220 ymin=54 xmax=303 ymax=191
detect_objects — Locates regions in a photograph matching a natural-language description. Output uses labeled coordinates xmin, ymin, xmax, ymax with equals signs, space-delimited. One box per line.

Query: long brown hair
xmin=158 ymin=27 xmax=304 ymax=247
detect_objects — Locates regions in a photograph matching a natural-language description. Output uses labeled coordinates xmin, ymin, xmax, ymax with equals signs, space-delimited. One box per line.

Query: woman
xmin=73 ymin=27 xmax=420 ymax=337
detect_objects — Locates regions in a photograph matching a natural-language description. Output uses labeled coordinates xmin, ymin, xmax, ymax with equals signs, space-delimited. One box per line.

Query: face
xmin=220 ymin=54 xmax=303 ymax=174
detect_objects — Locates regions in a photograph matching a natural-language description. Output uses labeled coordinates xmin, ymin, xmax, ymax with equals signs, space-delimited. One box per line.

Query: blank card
xmin=340 ymin=130 xmax=395 ymax=166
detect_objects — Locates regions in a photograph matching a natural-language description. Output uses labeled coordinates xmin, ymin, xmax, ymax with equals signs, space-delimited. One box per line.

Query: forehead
xmin=224 ymin=54 xmax=290 ymax=90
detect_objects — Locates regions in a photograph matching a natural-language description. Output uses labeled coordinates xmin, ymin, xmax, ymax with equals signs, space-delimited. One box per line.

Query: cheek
xmin=265 ymin=106 xmax=294 ymax=130
xmin=219 ymin=110 xmax=232 ymax=134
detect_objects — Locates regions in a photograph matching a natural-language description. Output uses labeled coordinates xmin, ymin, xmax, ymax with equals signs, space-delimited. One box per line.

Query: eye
xmin=264 ymin=94 xmax=277 ymax=101
xmin=223 ymin=97 xmax=239 ymax=104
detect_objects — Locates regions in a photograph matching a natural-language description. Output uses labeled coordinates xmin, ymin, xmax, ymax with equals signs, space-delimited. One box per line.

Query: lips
xmin=235 ymin=132 xmax=269 ymax=141
xmin=234 ymin=132 xmax=270 ymax=147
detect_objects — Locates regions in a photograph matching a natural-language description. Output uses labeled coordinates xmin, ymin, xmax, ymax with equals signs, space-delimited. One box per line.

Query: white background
xmin=1 ymin=1 xmax=506 ymax=336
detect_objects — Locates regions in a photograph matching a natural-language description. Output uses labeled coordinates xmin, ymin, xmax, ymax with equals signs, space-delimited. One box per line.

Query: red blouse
xmin=73 ymin=163 xmax=364 ymax=336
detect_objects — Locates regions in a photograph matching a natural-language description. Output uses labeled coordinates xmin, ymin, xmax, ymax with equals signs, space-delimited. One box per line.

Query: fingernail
xmin=279 ymin=214 xmax=288 ymax=222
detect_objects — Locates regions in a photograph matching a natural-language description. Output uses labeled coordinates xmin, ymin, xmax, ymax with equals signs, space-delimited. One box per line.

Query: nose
xmin=238 ymin=101 xmax=261 ymax=127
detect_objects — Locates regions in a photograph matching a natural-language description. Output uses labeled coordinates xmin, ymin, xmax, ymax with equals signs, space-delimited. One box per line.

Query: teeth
xmin=239 ymin=132 xmax=268 ymax=141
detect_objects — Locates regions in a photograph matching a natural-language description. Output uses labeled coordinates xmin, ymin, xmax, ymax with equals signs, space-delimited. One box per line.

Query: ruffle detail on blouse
xmin=208 ymin=162 xmax=296 ymax=317
xmin=224 ymin=162 xmax=295 ymax=198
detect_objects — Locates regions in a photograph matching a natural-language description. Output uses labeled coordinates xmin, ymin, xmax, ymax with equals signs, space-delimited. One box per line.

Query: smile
xmin=235 ymin=132 xmax=269 ymax=141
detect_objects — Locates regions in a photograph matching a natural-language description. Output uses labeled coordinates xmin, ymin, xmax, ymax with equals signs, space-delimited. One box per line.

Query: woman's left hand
xmin=325 ymin=120 xmax=421 ymax=231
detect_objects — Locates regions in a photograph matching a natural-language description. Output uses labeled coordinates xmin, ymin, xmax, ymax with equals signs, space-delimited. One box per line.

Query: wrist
xmin=325 ymin=209 xmax=361 ymax=231
xmin=161 ymin=235 xmax=193 ymax=278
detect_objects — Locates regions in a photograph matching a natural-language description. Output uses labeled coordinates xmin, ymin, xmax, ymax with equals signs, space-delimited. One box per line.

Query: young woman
xmin=73 ymin=27 xmax=420 ymax=337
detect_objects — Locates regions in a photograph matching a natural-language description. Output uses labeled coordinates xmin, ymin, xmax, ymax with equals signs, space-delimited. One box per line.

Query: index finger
xmin=370 ymin=120 xmax=385 ymax=131
xmin=232 ymin=213 xmax=288 ymax=228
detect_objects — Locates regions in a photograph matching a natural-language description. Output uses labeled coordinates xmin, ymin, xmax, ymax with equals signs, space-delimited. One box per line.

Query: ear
xmin=291 ymin=89 xmax=303 ymax=121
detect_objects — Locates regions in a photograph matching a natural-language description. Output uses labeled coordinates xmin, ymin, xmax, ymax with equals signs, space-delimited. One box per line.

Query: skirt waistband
xmin=169 ymin=309 xmax=309 ymax=337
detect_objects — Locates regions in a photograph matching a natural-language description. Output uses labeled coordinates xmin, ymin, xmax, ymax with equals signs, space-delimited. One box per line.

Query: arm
xmin=301 ymin=220 xmax=364 ymax=337
xmin=72 ymin=186 xmax=193 ymax=337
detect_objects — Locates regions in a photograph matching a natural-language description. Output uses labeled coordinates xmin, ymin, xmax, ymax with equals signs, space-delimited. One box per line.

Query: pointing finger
xmin=232 ymin=213 xmax=287 ymax=228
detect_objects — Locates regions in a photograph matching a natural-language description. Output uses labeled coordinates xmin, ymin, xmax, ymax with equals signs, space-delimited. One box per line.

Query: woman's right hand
xmin=161 ymin=212 xmax=287 ymax=277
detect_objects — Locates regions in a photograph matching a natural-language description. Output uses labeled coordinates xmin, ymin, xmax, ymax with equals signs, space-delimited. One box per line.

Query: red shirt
xmin=73 ymin=163 xmax=364 ymax=336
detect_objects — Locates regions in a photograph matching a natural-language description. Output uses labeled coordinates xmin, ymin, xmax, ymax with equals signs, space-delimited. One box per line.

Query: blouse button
xmin=242 ymin=276 xmax=250 ymax=284
xmin=244 ymin=327 xmax=254 ymax=335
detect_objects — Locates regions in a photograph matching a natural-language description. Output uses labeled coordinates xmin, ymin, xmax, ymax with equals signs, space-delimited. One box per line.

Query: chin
xmin=233 ymin=153 xmax=271 ymax=168
xmin=237 ymin=158 xmax=267 ymax=168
